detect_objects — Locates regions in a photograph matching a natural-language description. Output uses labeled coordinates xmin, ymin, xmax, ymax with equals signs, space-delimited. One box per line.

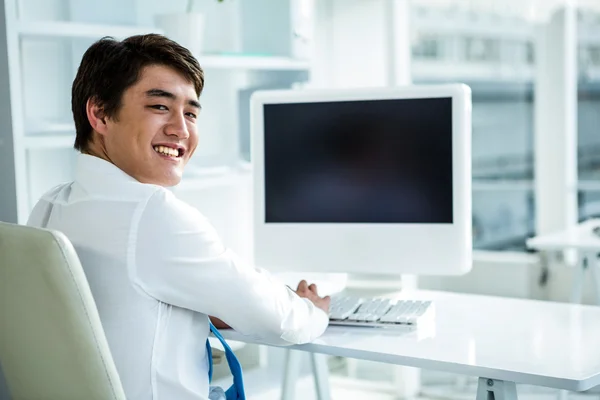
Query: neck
xmin=84 ymin=133 xmax=112 ymax=164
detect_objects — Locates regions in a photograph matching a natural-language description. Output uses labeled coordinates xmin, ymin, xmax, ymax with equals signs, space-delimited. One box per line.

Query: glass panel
xmin=577 ymin=6 xmax=600 ymax=220
xmin=579 ymin=190 xmax=600 ymax=221
xmin=411 ymin=1 xmax=536 ymax=251
xmin=578 ymin=7 xmax=600 ymax=182
xmin=473 ymin=189 xmax=535 ymax=251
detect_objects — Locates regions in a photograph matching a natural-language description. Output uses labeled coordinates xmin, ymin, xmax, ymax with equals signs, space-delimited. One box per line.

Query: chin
xmin=149 ymin=171 xmax=183 ymax=187
xmin=162 ymin=176 xmax=182 ymax=187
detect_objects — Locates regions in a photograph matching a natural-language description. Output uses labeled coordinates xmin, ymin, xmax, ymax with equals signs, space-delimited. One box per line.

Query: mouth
xmin=153 ymin=144 xmax=185 ymax=160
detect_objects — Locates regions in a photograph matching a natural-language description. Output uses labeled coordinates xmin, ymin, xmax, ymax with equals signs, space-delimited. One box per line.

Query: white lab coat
xmin=27 ymin=154 xmax=329 ymax=400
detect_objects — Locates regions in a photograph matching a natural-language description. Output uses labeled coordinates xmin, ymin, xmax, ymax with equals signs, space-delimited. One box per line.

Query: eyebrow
xmin=145 ymin=88 xmax=201 ymax=109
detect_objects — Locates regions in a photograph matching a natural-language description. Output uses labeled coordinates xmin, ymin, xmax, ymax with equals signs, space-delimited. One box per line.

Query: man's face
xmin=102 ymin=64 xmax=200 ymax=186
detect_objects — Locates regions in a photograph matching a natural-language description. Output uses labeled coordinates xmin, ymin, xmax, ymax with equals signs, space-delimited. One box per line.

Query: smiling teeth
xmin=154 ymin=146 xmax=179 ymax=157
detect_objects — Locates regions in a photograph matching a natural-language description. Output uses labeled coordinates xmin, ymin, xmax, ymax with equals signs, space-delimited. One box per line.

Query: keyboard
xmin=329 ymin=296 xmax=435 ymax=329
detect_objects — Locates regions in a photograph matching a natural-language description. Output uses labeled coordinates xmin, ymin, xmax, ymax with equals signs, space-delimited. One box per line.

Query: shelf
xmin=412 ymin=12 xmax=536 ymax=41
xmin=24 ymin=134 xmax=75 ymax=149
xmin=412 ymin=60 xmax=534 ymax=83
xmin=237 ymin=161 xmax=252 ymax=171
xmin=581 ymin=67 xmax=600 ymax=82
xmin=474 ymin=233 xmax=530 ymax=251
xmin=23 ymin=120 xmax=75 ymax=149
xmin=16 ymin=21 xmax=309 ymax=71
xmin=185 ymin=165 xmax=236 ymax=177
xmin=17 ymin=21 xmax=162 ymax=39
xmin=472 ymin=180 xmax=534 ymax=191
xmin=176 ymin=165 xmax=248 ymax=191
xmin=578 ymin=181 xmax=600 ymax=192
xmin=197 ymin=54 xmax=310 ymax=71
xmin=26 ymin=120 xmax=74 ymax=134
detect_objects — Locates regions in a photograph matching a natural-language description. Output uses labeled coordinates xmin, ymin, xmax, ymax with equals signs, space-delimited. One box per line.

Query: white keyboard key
xmin=329 ymin=296 xmax=434 ymax=328
xmin=379 ymin=313 xmax=402 ymax=324
xmin=347 ymin=313 xmax=368 ymax=322
xmin=329 ymin=302 xmax=361 ymax=320
xmin=383 ymin=301 xmax=411 ymax=319
xmin=376 ymin=301 xmax=392 ymax=315
xmin=364 ymin=314 xmax=380 ymax=322
xmin=397 ymin=301 xmax=422 ymax=324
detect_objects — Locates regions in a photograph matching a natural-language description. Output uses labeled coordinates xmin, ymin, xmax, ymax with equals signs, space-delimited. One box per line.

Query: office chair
xmin=0 ymin=221 xmax=126 ymax=400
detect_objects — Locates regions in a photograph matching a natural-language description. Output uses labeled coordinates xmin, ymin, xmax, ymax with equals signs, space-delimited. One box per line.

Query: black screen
xmin=264 ymin=97 xmax=453 ymax=223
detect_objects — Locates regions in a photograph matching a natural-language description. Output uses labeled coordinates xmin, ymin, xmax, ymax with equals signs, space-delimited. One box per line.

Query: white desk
xmin=527 ymin=219 xmax=600 ymax=304
xmin=222 ymin=290 xmax=600 ymax=400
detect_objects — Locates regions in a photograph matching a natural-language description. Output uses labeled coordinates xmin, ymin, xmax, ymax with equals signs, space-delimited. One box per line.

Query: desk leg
xmin=309 ymin=353 xmax=331 ymax=400
xmin=588 ymin=254 xmax=600 ymax=305
xmin=281 ymin=349 xmax=301 ymax=400
xmin=570 ymin=253 xmax=586 ymax=304
xmin=476 ymin=378 xmax=518 ymax=400
xmin=393 ymin=366 xmax=420 ymax=399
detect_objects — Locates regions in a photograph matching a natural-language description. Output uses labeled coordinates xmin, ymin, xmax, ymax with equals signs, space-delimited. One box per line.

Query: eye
xmin=150 ymin=105 xmax=168 ymax=111
xmin=185 ymin=112 xmax=197 ymax=119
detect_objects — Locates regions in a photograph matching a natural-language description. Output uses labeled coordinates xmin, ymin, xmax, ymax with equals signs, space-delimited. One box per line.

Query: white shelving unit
xmin=16 ymin=20 xmax=164 ymax=38
xmin=24 ymin=134 xmax=75 ymax=149
xmin=22 ymin=120 xmax=75 ymax=149
xmin=17 ymin=21 xmax=310 ymax=70
xmin=199 ymin=54 xmax=310 ymax=71
xmin=412 ymin=60 xmax=534 ymax=82
xmin=1 ymin=0 xmax=314 ymax=224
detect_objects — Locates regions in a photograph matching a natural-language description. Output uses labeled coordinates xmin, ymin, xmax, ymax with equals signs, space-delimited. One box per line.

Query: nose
xmin=165 ymin=113 xmax=189 ymax=139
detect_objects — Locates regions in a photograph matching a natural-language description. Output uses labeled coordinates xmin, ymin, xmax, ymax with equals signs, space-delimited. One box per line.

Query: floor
xmin=212 ymin=352 xmax=600 ymax=400
xmin=249 ymin=375 xmax=600 ymax=400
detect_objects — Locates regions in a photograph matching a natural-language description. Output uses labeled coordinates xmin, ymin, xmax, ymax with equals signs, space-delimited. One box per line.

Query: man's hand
xmin=294 ymin=280 xmax=331 ymax=315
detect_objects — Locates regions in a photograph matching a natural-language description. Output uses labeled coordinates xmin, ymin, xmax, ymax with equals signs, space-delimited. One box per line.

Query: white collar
xmin=75 ymin=153 xmax=157 ymax=199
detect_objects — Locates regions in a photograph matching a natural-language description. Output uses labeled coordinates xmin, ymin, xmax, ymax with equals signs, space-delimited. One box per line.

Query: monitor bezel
xmin=250 ymin=84 xmax=472 ymax=275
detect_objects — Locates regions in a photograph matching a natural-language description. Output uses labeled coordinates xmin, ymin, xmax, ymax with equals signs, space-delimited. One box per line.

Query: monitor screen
xmin=263 ymin=97 xmax=453 ymax=224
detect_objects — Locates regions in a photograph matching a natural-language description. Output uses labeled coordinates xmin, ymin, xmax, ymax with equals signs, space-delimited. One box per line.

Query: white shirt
xmin=27 ymin=154 xmax=329 ymax=400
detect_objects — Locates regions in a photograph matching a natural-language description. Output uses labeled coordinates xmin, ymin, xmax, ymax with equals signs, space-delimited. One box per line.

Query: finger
xmin=323 ymin=295 xmax=331 ymax=304
xmin=297 ymin=280 xmax=308 ymax=292
xmin=308 ymin=283 xmax=318 ymax=294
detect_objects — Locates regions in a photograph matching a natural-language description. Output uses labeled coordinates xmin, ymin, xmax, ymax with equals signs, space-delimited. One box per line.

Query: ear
xmin=86 ymin=97 xmax=109 ymax=135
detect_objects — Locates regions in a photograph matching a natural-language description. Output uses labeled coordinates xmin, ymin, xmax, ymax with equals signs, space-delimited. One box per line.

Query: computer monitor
xmin=250 ymin=84 xmax=472 ymax=275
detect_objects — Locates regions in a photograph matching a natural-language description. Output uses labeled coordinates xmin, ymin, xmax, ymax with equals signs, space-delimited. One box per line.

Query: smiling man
xmin=26 ymin=34 xmax=330 ymax=400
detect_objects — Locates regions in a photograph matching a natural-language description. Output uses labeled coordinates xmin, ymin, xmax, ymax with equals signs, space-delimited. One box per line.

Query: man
xmin=27 ymin=34 xmax=330 ymax=400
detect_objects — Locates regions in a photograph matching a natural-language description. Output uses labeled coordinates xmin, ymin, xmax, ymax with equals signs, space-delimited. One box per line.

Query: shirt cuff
xmin=280 ymin=298 xmax=330 ymax=344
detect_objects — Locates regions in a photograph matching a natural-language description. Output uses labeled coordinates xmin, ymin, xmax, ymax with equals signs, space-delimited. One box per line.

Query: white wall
xmin=313 ymin=0 xmax=391 ymax=88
